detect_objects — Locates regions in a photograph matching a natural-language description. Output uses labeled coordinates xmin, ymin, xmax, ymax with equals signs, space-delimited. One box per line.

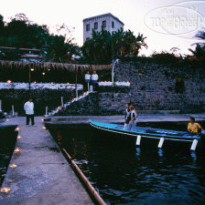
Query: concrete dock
xmin=0 ymin=117 xmax=93 ymax=205
xmin=0 ymin=114 xmax=205 ymax=205
xmin=46 ymin=113 xmax=205 ymax=124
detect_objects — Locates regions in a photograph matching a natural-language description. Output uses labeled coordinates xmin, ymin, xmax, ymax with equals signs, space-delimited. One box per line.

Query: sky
xmin=0 ymin=0 xmax=205 ymax=56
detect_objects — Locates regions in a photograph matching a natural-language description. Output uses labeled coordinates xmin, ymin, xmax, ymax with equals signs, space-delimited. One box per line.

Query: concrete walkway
xmin=0 ymin=117 xmax=93 ymax=205
xmin=48 ymin=113 xmax=205 ymax=124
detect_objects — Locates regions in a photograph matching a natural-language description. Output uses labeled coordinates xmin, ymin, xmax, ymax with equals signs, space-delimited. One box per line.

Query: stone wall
xmin=58 ymin=59 xmax=205 ymax=115
xmin=114 ymin=60 xmax=205 ymax=113
xmin=58 ymin=87 xmax=130 ymax=116
xmin=1 ymin=59 xmax=204 ymax=116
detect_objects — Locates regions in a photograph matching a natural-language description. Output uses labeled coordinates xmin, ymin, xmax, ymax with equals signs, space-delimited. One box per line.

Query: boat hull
xmin=89 ymin=121 xmax=203 ymax=149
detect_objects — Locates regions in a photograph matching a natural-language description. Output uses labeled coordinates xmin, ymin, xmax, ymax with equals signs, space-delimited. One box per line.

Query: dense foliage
xmin=0 ymin=13 xmax=79 ymax=62
xmin=81 ymin=29 xmax=147 ymax=64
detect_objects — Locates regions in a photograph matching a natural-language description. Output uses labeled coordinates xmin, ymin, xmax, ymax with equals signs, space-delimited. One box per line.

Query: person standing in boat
xmin=124 ymin=103 xmax=131 ymax=130
xmin=24 ymin=98 xmax=35 ymax=126
xmin=91 ymin=71 xmax=99 ymax=91
xmin=187 ymin=117 xmax=203 ymax=134
xmin=129 ymin=105 xmax=138 ymax=130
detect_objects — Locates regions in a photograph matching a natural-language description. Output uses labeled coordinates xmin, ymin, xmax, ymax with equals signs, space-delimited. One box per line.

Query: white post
xmin=136 ymin=135 xmax=141 ymax=146
xmin=158 ymin=137 xmax=165 ymax=149
xmin=76 ymin=87 xmax=78 ymax=99
xmin=12 ymin=105 xmax=15 ymax=116
xmin=112 ymin=59 xmax=119 ymax=85
xmin=61 ymin=96 xmax=64 ymax=107
xmin=88 ymin=83 xmax=90 ymax=92
xmin=0 ymin=100 xmax=2 ymax=111
xmin=191 ymin=139 xmax=198 ymax=151
xmin=45 ymin=106 xmax=48 ymax=116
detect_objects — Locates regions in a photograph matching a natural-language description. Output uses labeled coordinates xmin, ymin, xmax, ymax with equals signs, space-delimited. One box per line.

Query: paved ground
xmin=0 ymin=117 xmax=93 ymax=205
xmin=48 ymin=113 xmax=205 ymax=124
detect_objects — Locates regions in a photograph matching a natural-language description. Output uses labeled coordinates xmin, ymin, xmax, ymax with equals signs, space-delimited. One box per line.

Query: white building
xmin=83 ymin=13 xmax=124 ymax=43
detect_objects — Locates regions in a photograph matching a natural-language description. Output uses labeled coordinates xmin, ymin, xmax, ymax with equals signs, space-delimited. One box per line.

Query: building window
xmin=86 ymin=24 xmax=90 ymax=32
xmin=102 ymin=20 xmax=106 ymax=29
xmin=94 ymin=22 xmax=98 ymax=30
xmin=112 ymin=21 xmax=115 ymax=28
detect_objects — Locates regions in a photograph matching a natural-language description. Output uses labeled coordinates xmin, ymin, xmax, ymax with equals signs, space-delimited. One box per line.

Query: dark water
xmin=49 ymin=122 xmax=205 ymax=205
xmin=0 ymin=127 xmax=17 ymax=186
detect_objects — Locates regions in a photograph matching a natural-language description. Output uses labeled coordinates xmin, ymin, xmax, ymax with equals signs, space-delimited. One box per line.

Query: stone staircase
xmin=45 ymin=91 xmax=93 ymax=117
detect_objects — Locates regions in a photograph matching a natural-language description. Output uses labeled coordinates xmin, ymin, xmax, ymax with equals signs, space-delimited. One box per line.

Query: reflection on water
xmin=49 ymin=122 xmax=205 ymax=205
xmin=0 ymin=128 xmax=17 ymax=186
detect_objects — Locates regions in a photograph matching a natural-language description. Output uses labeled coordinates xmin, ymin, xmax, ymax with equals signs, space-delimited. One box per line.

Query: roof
xmin=0 ymin=46 xmax=40 ymax=52
xmin=0 ymin=60 xmax=112 ymax=72
xmin=83 ymin=13 xmax=124 ymax=26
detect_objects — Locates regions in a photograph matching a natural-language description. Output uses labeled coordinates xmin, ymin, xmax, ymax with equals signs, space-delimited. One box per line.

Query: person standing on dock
xmin=187 ymin=117 xmax=203 ymax=134
xmin=84 ymin=71 xmax=91 ymax=91
xmin=129 ymin=105 xmax=138 ymax=130
xmin=91 ymin=71 xmax=99 ymax=91
xmin=24 ymin=98 xmax=35 ymax=126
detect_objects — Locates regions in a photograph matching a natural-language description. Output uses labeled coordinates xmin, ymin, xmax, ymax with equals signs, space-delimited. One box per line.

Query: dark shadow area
xmin=0 ymin=125 xmax=17 ymax=186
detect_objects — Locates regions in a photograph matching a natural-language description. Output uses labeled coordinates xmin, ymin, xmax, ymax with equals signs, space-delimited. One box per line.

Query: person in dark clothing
xmin=124 ymin=103 xmax=131 ymax=130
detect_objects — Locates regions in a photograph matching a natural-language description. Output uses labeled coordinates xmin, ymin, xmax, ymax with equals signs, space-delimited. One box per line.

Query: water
xmin=49 ymin=122 xmax=205 ymax=205
xmin=0 ymin=127 xmax=17 ymax=186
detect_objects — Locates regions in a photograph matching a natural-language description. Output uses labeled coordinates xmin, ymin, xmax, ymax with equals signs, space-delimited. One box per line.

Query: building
xmin=83 ymin=13 xmax=124 ymax=43
xmin=0 ymin=46 xmax=43 ymax=62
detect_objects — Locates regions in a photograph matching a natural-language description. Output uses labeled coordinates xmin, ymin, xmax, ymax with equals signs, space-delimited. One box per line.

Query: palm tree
xmin=82 ymin=28 xmax=148 ymax=64
xmin=189 ymin=29 xmax=205 ymax=61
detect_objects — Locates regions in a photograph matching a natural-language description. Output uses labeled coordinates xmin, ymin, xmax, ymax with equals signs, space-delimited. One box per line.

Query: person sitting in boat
xmin=124 ymin=103 xmax=131 ymax=130
xmin=129 ymin=105 xmax=138 ymax=130
xmin=187 ymin=117 xmax=204 ymax=134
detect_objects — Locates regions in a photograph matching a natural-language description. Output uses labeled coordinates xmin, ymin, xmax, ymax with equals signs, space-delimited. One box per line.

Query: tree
xmin=0 ymin=13 xmax=78 ymax=62
xmin=189 ymin=29 xmax=205 ymax=61
xmin=82 ymin=29 xmax=148 ymax=64
xmin=45 ymin=34 xmax=79 ymax=63
xmin=0 ymin=15 xmax=4 ymax=32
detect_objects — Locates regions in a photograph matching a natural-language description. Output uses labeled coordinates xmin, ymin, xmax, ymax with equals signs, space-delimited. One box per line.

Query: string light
xmin=43 ymin=126 xmax=47 ymax=130
xmin=41 ymin=119 xmax=44 ymax=122
xmin=66 ymin=82 xmax=70 ymax=85
xmin=14 ymin=147 xmax=21 ymax=153
xmin=17 ymin=135 xmax=22 ymax=140
xmin=15 ymin=127 xmax=20 ymax=131
xmin=42 ymin=72 xmax=46 ymax=76
xmin=84 ymin=92 xmax=87 ymax=95
xmin=30 ymin=68 xmax=34 ymax=72
xmin=57 ymin=106 xmax=61 ymax=109
xmin=7 ymin=80 xmax=12 ymax=83
xmin=1 ymin=187 xmax=11 ymax=194
xmin=10 ymin=164 xmax=17 ymax=168
xmin=6 ymin=118 xmax=9 ymax=122
xmin=51 ymin=82 xmax=54 ymax=85
xmin=33 ymin=81 xmax=37 ymax=84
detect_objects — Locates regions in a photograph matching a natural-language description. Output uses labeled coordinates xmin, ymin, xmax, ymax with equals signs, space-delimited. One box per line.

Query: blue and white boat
xmin=89 ymin=121 xmax=203 ymax=151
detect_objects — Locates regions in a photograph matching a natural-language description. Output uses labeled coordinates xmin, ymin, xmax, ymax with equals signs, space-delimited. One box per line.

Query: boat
xmin=89 ymin=121 xmax=203 ymax=151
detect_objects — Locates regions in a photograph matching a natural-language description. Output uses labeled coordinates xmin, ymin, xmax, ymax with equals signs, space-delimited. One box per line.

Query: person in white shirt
xmin=84 ymin=71 xmax=91 ymax=91
xmin=91 ymin=71 xmax=99 ymax=90
xmin=24 ymin=98 xmax=35 ymax=125
xmin=129 ymin=105 xmax=138 ymax=130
